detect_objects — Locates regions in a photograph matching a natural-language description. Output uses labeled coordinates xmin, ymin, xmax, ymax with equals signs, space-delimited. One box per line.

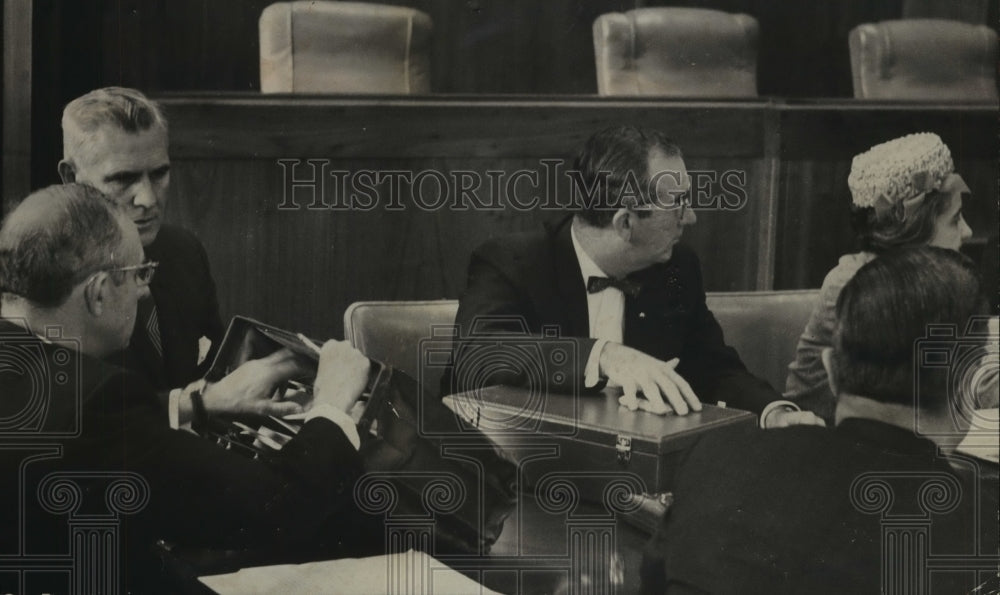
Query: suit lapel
xmin=624 ymin=261 xmax=688 ymax=360
xmin=546 ymin=216 xmax=590 ymax=337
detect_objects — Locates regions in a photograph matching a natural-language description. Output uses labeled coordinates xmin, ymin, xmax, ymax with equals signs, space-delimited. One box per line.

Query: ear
xmin=82 ymin=273 xmax=108 ymax=317
xmin=610 ymin=209 xmax=633 ymax=241
xmin=821 ymin=348 xmax=838 ymax=397
xmin=58 ymin=160 xmax=77 ymax=184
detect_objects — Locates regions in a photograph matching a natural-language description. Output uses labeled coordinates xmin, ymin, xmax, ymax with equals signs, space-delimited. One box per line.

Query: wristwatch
xmin=760 ymin=400 xmax=800 ymax=429
xmin=186 ymin=379 xmax=210 ymax=431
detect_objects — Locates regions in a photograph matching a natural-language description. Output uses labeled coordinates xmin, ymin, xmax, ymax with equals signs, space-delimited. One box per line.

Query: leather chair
xmin=259 ymin=1 xmax=432 ymax=94
xmin=344 ymin=300 xmax=458 ymax=392
xmin=705 ymin=290 xmax=819 ymax=392
xmin=592 ymin=8 xmax=759 ymax=97
xmin=343 ymin=290 xmax=820 ymax=397
xmin=849 ymin=19 xmax=998 ymax=101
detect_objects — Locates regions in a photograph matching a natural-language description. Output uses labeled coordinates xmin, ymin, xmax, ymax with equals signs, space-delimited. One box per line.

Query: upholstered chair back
xmin=260 ymin=1 xmax=432 ymax=94
xmin=593 ymin=8 xmax=759 ymax=97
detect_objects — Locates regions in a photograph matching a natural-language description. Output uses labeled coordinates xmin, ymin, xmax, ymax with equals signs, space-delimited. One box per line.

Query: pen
xmin=296 ymin=332 xmax=322 ymax=355
xmin=269 ymin=415 xmax=301 ymax=435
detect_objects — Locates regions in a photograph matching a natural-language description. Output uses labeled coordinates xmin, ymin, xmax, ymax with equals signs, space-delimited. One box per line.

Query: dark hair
xmin=0 ymin=184 xmax=123 ymax=308
xmin=572 ymin=126 xmax=683 ymax=228
xmin=850 ymin=189 xmax=954 ymax=253
xmin=832 ymin=246 xmax=987 ymax=411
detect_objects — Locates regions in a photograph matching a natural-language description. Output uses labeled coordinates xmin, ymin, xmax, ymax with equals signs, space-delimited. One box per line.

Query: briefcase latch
xmin=615 ymin=435 xmax=632 ymax=465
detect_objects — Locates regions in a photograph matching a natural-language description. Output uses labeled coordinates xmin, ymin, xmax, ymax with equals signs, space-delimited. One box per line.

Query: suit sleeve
xmin=102 ymin=372 xmax=363 ymax=553
xmin=676 ymin=253 xmax=779 ymax=415
xmin=445 ymin=246 xmax=596 ymax=397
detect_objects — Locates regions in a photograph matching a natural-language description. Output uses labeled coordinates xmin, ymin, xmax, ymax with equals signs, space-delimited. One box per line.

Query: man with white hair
xmin=58 ymin=86 xmax=284 ymax=425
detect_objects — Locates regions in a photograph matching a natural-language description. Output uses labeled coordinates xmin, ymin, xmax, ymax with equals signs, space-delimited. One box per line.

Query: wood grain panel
xmin=168 ymin=158 xmax=769 ymax=336
xmin=159 ymin=97 xmax=996 ymax=337
xmin=161 ymin=96 xmax=775 ymax=337
xmin=161 ymin=95 xmax=770 ymax=159
xmin=774 ymin=102 xmax=998 ymax=288
xmin=2 ymin=0 xmax=33 ymax=211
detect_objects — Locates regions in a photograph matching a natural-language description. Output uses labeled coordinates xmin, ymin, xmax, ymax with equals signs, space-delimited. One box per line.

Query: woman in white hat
xmin=784 ymin=132 xmax=980 ymax=423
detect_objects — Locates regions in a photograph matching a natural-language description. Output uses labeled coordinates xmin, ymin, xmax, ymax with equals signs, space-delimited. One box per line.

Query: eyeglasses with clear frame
xmin=103 ymin=261 xmax=159 ymax=287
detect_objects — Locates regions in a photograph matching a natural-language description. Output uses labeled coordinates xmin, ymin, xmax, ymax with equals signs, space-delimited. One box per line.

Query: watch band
xmin=187 ymin=379 xmax=209 ymax=431
xmin=759 ymin=399 xmax=801 ymax=429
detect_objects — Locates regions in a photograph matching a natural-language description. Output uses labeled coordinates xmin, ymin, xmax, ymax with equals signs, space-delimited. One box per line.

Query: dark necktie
xmin=587 ymin=276 xmax=642 ymax=298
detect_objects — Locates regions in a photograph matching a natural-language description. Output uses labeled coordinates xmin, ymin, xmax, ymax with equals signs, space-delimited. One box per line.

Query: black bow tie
xmin=587 ymin=276 xmax=642 ymax=297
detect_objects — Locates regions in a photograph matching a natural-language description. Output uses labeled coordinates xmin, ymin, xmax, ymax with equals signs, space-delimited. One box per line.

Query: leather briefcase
xmin=444 ymin=386 xmax=756 ymax=503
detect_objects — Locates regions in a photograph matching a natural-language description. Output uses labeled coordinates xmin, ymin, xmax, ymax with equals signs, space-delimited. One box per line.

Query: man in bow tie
xmin=443 ymin=126 xmax=822 ymax=428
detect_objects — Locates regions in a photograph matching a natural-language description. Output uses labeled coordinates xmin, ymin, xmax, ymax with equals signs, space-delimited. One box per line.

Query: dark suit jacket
xmin=443 ymin=216 xmax=779 ymax=414
xmin=641 ymin=418 xmax=999 ymax=594
xmin=122 ymin=224 xmax=225 ymax=391
xmin=0 ymin=319 xmax=365 ymax=590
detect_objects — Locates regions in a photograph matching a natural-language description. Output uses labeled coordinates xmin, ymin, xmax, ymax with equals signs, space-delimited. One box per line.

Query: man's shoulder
xmin=475 ymin=228 xmax=549 ymax=257
xmin=149 ymin=224 xmax=207 ymax=258
xmin=472 ymin=225 xmax=557 ymax=273
xmin=633 ymin=244 xmax=702 ymax=285
xmin=0 ymin=321 xmax=155 ymax=430
xmin=147 ymin=224 xmax=215 ymax=290
xmin=666 ymin=243 xmax=700 ymax=271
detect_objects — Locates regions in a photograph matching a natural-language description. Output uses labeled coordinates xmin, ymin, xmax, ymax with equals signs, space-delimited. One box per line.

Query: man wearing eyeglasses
xmin=56 ymin=87 xmax=294 ymax=425
xmin=444 ymin=126 xmax=822 ymax=428
xmin=0 ymin=184 xmax=374 ymax=589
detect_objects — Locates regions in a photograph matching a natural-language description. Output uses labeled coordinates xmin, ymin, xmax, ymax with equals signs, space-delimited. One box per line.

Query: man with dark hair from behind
xmin=641 ymin=246 xmax=999 ymax=594
xmin=0 ymin=185 xmax=376 ymax=590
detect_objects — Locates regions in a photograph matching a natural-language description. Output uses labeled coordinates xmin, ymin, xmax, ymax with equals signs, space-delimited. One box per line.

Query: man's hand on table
xmin=598 ymin=342 xmax=702 ymax=416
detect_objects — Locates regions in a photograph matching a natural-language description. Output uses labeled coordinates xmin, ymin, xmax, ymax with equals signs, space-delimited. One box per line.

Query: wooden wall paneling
xmin=161 ymin=97 xmax=774 ymax=336
xmin=680 ymin=156 xmax=771 ymax=291
xmin=160 ymin=97 xmax=769 ymax=159
xmin=773 ymin=103 xmax=999 ymax=289
xmin=98 ymin=0 xmax=273 ymax=92
xmin=168 ymin=157 xmax=566 ymax=338
xmin=3 ymin=0 xmax=32 ymax=211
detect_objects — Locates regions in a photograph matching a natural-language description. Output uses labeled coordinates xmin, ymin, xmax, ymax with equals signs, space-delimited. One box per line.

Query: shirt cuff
xmin=305 ymin=404 xmax=361 ymax=450
xmin=168 ymin=388 xmax=182 ymax=430
xmin=170 ymin=384 xmax=200 ymax=434
xmin=585 ymin=339 xmax=609 ymax=388
xmin=760 ymin=399 xmax=801 ymax=429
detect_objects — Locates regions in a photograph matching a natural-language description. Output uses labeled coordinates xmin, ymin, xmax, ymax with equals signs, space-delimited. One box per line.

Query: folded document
xmin=199 ymin=550 xmax=500 ymax=595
